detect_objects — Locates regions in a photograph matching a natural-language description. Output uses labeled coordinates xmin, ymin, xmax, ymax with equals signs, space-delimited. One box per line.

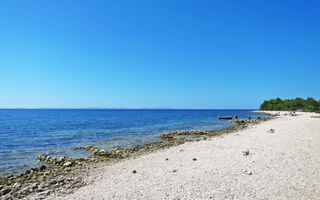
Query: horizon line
xmin=0 ymin=107 xmax=259 ymax=110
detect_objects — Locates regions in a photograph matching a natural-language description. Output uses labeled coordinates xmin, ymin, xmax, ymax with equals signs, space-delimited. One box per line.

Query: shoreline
xmin=0 ymin=110 xmax=266 ymax=178
xmin=49 ymin=111 xmax=320 ymax=199
xmin=0 ymin=115 xmax=271 ymax=199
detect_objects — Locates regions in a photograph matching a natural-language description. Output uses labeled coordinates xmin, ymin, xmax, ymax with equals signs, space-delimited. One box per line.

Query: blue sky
xmin=0 ymin=0 xmax=319 ymax=109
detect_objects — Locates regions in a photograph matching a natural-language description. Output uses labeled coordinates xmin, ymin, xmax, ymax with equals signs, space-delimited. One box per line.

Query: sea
xmin=0 ymin=109 xmax=267 ymax=177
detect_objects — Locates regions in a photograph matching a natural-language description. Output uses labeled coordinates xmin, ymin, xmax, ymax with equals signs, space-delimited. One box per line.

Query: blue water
xmin=0 ymin=109 xmax=266 ymax=176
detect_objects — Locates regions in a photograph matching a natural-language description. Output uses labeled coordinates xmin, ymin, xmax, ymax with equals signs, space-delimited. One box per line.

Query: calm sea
xmin=0 ymin=109 xmax=266 ymax=176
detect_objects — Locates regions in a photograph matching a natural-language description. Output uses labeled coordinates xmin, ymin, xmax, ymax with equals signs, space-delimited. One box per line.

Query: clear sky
xmin=0 ymin=0 xmax=319 ymax=109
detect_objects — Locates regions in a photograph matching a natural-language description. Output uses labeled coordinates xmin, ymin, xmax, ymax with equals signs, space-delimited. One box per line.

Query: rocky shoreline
xmin=0 ymin=116 xmax=271 ymax=200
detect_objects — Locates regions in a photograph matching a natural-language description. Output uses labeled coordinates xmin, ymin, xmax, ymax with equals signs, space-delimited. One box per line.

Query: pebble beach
xmin=42 ymin=111 xmax=320 ymax=200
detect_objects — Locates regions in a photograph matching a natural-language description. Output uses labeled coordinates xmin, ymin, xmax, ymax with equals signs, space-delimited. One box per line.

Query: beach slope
xmin=50 ymin=111 xmax=320 ymax=200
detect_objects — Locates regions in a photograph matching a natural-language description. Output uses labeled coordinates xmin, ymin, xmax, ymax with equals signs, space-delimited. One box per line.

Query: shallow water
xmin=0 ymin=109 xmax=266 ymax=176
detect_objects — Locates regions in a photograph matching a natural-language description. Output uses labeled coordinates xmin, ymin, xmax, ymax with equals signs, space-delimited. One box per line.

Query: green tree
xmin=292 ymin=98 xmax=305 ymax=111
xmin=305 ymin=97 xmax=319 ymax=112
xmin=259 ymin=97 xmax=320 ymax=112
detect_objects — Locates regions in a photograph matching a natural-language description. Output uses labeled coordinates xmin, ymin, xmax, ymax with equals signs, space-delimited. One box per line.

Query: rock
xmin=31 ymin=167 xmax=38 ymax=172
xmin=3 ymin=194 xmax=12 ymax=200
xmin=49 ymin=180 xmax=57 ymax=185
xmin=43 ymin=171 xmax=50 ymax=175
xmin=12 ymin=182 xmax=21 ymax=188
xmin=37 ymin=190 xmax=50 ymax=196
xmin=242 ymin=150 xmax=249 ymax=156
xmin=37 ymin=154 xmax=46 ymax=160
xmin=267 ymin=129 xmax=275 ymax=133
xmin=58 ymin=177 xmax=66 ymax=183
xmin=165 ymin=158 xmax=169 ymax=161
xmin=66 ymin=177 xmax=74 ymax=182
xmin=63 ymin=161 xmax=73 ymax=167
xmin=245 ymin=171 xmax=252 ymax=175
xmin=172 ymin=169 xmax=178 ymax=173
xmin=192 ymin=158 xmax=197 ymax=161
xmin=38 ymin=184 xmax=46 ymax=191
xmin=39 ymin=164 xmax=47 ymax=171
xmin=201 ymin=136 xmax=208 ymax=140
xmin=1 ymin=188 xmax=11 ymax=195
xmin=30 ymin=182 xmax=38 ymax=190
xmin=19 ymin=186 xmax=30 ymax=195
xmin=132 ymin=170 xmax=137 ymax=174
xmin=56 ymin=157 xmax=65 ymax=164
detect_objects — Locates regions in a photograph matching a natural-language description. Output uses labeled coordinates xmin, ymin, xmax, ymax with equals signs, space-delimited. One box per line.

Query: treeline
xmin=260 ymin=97 xmax=320 ymax=113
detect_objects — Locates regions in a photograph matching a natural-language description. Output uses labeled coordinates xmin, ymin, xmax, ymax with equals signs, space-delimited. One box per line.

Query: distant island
xmin=260 ymin=97 xmax=320 ymax=113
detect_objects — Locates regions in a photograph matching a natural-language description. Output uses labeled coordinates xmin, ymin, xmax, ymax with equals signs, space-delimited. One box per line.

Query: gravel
xmin=48 ymin=111 xmax=320 ymax=200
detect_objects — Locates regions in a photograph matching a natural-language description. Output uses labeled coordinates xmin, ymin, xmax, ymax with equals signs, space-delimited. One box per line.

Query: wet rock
xmin=37 ymin=154 xmax=74 ymax=166
xmin=31 ymin=167 xmax=38 ymax=173
xmin=242 ymin=150 xmax=249 ymax=156
xmin=159 ymin=130 xmax=214 ymax=141
xmin=76 ymin=127 xmax=252 ymax=161
xmin=37 ymin=154 xmax=46 ymax=161
xmin=39 ymin=164 xmax=47 ymax=171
